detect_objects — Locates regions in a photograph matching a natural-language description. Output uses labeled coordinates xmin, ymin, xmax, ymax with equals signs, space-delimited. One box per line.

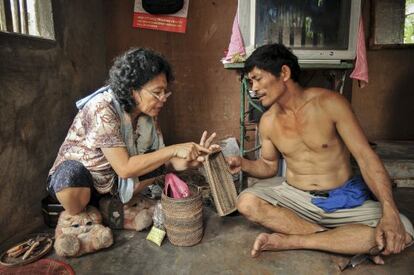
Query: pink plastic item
xmin=164 ymin=173 xmax=191 ymax=199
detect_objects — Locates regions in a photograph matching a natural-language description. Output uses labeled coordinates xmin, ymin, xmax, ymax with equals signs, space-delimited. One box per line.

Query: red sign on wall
xmin=133 ymin=0 xmax=189 ymax=33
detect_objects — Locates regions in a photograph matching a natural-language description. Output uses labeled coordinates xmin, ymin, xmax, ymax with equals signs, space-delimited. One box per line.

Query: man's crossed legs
xmin=237 ymin=178 xmax=414 ymax=264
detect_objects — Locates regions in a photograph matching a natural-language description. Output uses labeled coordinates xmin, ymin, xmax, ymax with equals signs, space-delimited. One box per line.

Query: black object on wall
xmin=142 ymin=0 xmax=184 ymax=14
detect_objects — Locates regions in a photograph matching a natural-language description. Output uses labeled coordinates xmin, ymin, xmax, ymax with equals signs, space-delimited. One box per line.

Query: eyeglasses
xmin=144 ymin=88 xmax=172 ymax=102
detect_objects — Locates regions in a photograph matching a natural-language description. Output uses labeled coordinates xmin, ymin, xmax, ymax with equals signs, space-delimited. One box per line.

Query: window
xmin=371 ymin=0 xmax=414 ymax=48
xmin=0 ymin=0 xmax=54 ymax=40
xmin=405 ymin=0 xmax=414 ymax=43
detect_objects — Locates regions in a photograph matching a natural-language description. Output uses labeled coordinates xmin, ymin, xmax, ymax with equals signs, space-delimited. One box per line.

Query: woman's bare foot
xmin=251 ymin=233 xmax=297 ymax=257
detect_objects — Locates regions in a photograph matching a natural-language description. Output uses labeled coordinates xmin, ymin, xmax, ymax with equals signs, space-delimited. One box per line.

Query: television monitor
xmin=238 ymin=0 xmax=362 ymax=63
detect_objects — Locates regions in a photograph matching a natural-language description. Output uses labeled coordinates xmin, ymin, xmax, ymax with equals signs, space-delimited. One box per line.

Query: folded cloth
xmin=222 ymin=10 xmax=246 ymax=62
xmin=75 ymin=86 xmax=109 ymax=109
xmin=311 ymin=176 xmax=371 ymax=213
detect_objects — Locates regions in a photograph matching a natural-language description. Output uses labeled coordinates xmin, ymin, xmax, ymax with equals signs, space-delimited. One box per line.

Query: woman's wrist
xmin=164 ymin=145 xmax=177 ymax=159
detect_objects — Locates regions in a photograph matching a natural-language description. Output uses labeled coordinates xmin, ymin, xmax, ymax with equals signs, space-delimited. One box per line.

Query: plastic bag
xmin=164 ymin=173 xmax=191 ymax=199
xmin=152 ymin=201 xmax=165 ymax=229
xmin=146 ymin=201 xmax=166 ymax=246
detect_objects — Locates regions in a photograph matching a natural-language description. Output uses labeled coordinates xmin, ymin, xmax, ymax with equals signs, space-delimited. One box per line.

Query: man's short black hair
xmin=108 ymin=48 xmax=174 ymax=113
xmin=244 ymin=44 xmax=301 ymax=82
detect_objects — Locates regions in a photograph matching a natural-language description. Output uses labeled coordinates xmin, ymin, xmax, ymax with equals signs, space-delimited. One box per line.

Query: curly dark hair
xmin=107 ymin=48 xmax=174 ymax=113
xmin=244 ymin=44 xmax=301 ymax=82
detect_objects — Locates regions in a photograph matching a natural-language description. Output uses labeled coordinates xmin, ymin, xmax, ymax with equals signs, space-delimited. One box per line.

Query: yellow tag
xmin=146 ymin=226 xmax=166 ymax=246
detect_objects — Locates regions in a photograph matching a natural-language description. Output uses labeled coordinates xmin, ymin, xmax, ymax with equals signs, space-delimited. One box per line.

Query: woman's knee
xmin=56 ymin=187 xmax=91 ymax=215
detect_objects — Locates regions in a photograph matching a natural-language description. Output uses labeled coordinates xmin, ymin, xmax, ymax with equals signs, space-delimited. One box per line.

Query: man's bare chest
xmin=270 ymin=112 xmax=339 ymax=156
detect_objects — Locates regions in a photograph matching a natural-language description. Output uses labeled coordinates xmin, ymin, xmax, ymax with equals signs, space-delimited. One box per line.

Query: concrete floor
xmin=2 ymin=141 xmax=413 ymax=274
xmin=43 ymin=188 xmax=414 ymax=275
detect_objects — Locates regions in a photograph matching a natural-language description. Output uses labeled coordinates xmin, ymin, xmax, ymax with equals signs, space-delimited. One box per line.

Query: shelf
xmin=224 ymin=61 xmax=354 ymax=70
xmin=223 ymin=63 xmax=244 ymax=69
xmin=299 ymin=62 xmax=354 ymax=69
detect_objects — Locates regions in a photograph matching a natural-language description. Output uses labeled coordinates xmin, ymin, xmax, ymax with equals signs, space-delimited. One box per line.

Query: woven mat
xmin=203 ymin=150 xmax=238 ymax=216
xmin=0 ymin=258 xmax=75 ymax=275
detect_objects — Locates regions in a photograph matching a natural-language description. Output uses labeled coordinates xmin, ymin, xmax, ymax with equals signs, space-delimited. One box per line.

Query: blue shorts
xmin=46 ymin=160 xmax=94 ymax=201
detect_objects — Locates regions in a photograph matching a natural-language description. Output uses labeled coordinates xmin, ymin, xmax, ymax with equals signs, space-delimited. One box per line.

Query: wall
xmin=103 ymin=0 xmax=241 ymax=145
xmin=103 ymin=0 xmax=414 ymax=145
xmin=351 ymin=0 xmax=414 ymax=141
xmin=352 ymin=49 xmax=414 ymax=140
xmin=0 ymin=0 xmax=107 ymax=244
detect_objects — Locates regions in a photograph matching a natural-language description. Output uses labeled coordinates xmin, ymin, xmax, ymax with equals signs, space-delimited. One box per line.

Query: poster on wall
xmin=133 ymin=0 xmax=189 ymax=33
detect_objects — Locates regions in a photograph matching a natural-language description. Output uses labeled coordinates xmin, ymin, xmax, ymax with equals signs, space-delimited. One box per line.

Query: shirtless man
xmin=227 ymin=44 xmax=413 ymax=263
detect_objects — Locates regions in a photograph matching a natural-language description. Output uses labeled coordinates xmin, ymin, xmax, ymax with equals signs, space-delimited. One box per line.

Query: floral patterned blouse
xmin=49 ymin=92 xmax=164 ymax=194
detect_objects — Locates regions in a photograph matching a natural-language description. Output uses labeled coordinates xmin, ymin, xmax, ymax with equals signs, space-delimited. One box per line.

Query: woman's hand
xmin=171 ymin=142 xmax=211 ymax=161
xmin=168 ymin=131 xmax=219 ymax=171
xmin=187 ymin=131 xmax=219 ymax=167
xmin=199 ymin=131 xmax=220 ymax=153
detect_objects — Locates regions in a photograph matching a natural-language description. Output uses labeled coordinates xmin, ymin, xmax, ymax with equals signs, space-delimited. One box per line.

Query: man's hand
xmin=226 ymin=156 xmax=242 ymax=174
xmin=375 ymin=208 xmax=408 ymax=255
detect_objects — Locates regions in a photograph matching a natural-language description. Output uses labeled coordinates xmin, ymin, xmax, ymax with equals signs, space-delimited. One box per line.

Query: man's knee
xmin=237 ymin=193 xmax=267 ymax=220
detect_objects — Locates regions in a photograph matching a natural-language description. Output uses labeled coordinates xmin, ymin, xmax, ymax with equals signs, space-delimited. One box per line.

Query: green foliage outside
xmin=405 ymin=0 xmax=414 ymax=43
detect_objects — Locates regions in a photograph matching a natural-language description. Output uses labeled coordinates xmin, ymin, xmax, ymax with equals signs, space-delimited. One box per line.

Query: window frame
xmin=370 ymin=0 xmax=414 ymax=49
xmin=0 ymin=0 xmax=56 ymax=42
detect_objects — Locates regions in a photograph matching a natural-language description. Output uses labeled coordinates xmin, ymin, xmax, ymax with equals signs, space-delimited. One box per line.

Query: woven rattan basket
xmin=203 ymin=150 xmax=238 ymax=216
xmin=161 ymin=186 xmax=203 ymax=246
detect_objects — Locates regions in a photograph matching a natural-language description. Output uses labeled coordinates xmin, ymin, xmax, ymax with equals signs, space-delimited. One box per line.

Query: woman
xmin=47 ymin=48 xmax=216 ymax=217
